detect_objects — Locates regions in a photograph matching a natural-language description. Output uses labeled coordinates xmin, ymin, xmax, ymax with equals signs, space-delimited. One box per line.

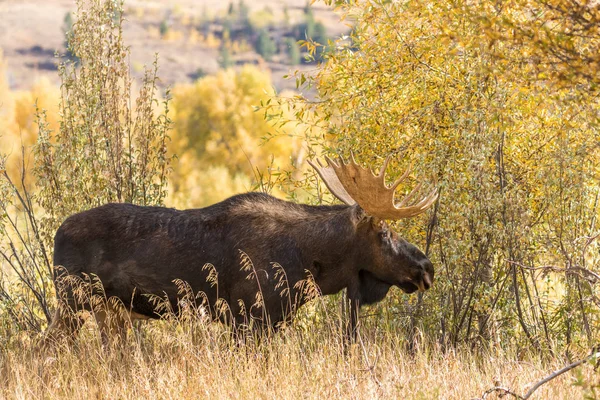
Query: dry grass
xmin=0 ymin=310 xmax=596 ymax=400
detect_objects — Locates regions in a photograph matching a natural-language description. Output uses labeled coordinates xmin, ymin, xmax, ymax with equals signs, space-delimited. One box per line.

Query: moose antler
xmin=308 ymin=152 xmax=439 ymax=220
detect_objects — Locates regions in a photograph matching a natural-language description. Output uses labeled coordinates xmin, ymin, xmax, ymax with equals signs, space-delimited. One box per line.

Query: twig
xmin=508 ymin=260 xmax=600 ymax=283
xmin=356 ymin=332 xmax=384 ymax=394
xmin=521 ymin=350 xmax=600 ymax=399
xmin=480 ymin=385 xmax=524 ymax=399
xmin=476 ymin=349 xmax=600 ymax=400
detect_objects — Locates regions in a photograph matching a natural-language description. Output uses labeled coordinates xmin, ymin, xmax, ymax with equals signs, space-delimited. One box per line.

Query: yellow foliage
xmin=187 ymin=29 xmax=201 ymax=45
xmin=168 ymin=156 xmax=251 ymax=208
xmin=231 ymin=40 xmax=241 ymax=54
xmin=203 ymin=32 xmax=221 ymax=49
xmin=146 ymin=26 xmax=161 ymax=40
xmin=163 ymin=29 xmax=184 ymax=41
xmin=168 ymin=65 xmax=303 ymax=208
xmin=279 ymin=0 xmax=600 ymax=349
xmin=476 ymin=0 xmax=600 ymax=90
xmin=129 ymin=5 xmax=144 ymax=19
xmin=249 ymin=9 xmax=275 ymax=30
xmin=0 ymin=70 xmax=59 ymax=187
xmin=179 ymin=13 xmax=191 ymax=26
xmin=0 ymin=50 xmax=12 ymax=121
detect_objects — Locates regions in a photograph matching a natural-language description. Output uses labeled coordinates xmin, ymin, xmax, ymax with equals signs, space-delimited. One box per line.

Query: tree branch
xmin=476 ymin=349 xmax=600 ymax=400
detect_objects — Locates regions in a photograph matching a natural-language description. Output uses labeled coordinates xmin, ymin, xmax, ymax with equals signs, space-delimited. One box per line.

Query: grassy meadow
xmin=1 ymin=310 xmax=597 ymax=399
xmin=1 ymin=0 xmax=600 ymax=399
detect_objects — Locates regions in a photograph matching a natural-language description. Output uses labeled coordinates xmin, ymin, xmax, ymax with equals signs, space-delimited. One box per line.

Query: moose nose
xmin=416 ymin=271 xmax=433 ymax=292
xmin=423 ymin=272 xmax=433 ymax=290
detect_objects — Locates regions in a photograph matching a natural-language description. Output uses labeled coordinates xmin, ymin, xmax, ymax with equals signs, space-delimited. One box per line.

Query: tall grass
xmin=1 ymin=312 xmax=597 ymax=399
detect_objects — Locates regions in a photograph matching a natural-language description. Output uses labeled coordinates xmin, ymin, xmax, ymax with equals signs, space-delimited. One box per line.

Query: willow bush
xmin=0 ymin=0 xmax=171 ymax=336
xmin=274 ymin=0 xmax=600 ymax=353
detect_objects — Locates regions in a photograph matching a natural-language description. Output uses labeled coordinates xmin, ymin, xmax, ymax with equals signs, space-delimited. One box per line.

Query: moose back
xmin=46 ymin=154 xmax=438 ymax=342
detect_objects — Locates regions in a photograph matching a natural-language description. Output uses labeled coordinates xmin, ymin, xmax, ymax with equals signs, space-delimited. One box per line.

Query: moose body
xmin=47 ymin=155 xmax=437 ymax=343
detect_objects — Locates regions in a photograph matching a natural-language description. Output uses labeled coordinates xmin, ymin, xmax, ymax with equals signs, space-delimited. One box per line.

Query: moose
xmin=45 ymin=154 xmax=438 ymax=343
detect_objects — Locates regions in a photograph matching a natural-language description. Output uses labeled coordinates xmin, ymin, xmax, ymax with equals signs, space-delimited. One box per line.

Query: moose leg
xmin=344 ymin=289 xmax=361 ymax=344
xmin=93 ymin=304 xmax=128 ymax=346
xmin=42 ymin=305 xmax=85 ymax=346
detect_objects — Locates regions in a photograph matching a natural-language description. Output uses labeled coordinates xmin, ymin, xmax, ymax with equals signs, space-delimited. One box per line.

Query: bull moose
xmin=45 ymin=154 xmax=438 ymax=343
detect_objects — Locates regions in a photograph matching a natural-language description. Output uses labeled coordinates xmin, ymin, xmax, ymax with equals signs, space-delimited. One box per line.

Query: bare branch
xmin=476 ymin=349 xmax=600 ymax=400
xmin=508 ymin=260 xmax=600 ymax=284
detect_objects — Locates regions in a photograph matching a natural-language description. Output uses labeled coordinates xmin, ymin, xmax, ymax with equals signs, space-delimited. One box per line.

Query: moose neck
xmin=293 ymin=204 xmax=364 ymax=296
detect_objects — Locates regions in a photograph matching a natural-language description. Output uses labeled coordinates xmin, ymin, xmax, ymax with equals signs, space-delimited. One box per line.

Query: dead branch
xmin=479 ymin=385 xmax=523 ymax=399
xmin=475 ymin=349 xmax=600 ymax=400
xmin=508 ymin=260 xmax=600 ymax=284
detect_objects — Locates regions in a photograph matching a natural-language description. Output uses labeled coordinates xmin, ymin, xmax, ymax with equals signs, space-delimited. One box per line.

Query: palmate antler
xmin=308 ymin=152 xmax=438 ymax=220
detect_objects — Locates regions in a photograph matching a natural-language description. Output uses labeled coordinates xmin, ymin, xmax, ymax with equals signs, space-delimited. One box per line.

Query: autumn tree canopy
xmin=168 ymin=65 xmax=304 ymax=207
xmin=276 ymin=0 xmax=600 ymax=350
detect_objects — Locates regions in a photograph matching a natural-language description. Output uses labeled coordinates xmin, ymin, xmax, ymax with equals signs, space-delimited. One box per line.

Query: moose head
xmin=308 ymin=153 xmax=438 ymax=338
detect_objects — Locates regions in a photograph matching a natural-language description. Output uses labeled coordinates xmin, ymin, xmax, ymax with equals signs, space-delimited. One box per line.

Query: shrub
xmin=275 ymin=0 xmax=600 ymax=352
xmin=0 ymin=0 xmax=171 ymax=335
xmin=255 ymin=29 xmax=277 ymax=61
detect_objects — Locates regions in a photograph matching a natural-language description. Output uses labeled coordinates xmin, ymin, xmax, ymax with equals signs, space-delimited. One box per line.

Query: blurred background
xmin=0 ymin=0 xmax=346 ymax=91
xmin=0 ymin=0 xmax=348 ymax=208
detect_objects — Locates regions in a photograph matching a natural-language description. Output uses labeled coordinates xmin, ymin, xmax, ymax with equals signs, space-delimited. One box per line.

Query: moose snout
xmin=417 ymin=262 xmax=434 ymax=292
xmin=422 ymin=272 xmax=433 ymax=290
xmin=416 ymin=273 xmax=432 ymax=292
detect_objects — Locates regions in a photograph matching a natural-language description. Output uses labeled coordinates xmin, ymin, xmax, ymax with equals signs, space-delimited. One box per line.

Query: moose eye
xmin=379 ymin=230 xmax=390 ymax=241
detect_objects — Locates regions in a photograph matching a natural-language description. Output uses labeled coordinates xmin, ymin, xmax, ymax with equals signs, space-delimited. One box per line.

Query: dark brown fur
xmin=48 ymin=192 xmax=433 ymax=340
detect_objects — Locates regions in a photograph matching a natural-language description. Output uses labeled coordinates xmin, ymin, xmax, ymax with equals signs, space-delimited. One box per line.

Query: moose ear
xmin=350 ymin=205 xmax=370 ymax=228
xmin=350 ymin=206 xmax=386 ymax=230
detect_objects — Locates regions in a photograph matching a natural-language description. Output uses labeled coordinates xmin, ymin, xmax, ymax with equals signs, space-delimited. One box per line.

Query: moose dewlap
xmin=46 ymin=154 xmax=438 ymax=343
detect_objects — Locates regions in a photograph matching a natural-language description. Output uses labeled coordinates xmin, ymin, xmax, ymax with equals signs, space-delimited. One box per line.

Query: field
xmin=0 ymin=0 xmax=346 ymax=92
xmin=2 ymin=311 xmax=598 ymax=399
xmin=1 ymin=0 xmax=600 ymax=399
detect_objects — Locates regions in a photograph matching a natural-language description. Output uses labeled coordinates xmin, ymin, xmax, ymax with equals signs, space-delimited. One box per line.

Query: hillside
xmin=0 ymin=0 xmax=348 ymax=92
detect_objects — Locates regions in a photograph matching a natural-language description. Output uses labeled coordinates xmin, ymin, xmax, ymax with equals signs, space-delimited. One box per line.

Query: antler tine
xmin=379 ymin=155 xmax=391 ymax=178
xmin=397 ymin=181 xmax=423 ymax=208
xmin=307 ymin=157 xmax=357 ymax=206
xmin=349 ymin=151 xmax=359 ymax=167
xmin=412 ymin=187 xmax=439 ymax=211
xmin=390 ymin=162 xmax=413 ymax=191
xmin=387 ymin=187 xmax=439 ymax=219
xmin=324 ymin=155 xmax=341 ymax=169
xmin=309 ymin=153 xmax=438 ymax=220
